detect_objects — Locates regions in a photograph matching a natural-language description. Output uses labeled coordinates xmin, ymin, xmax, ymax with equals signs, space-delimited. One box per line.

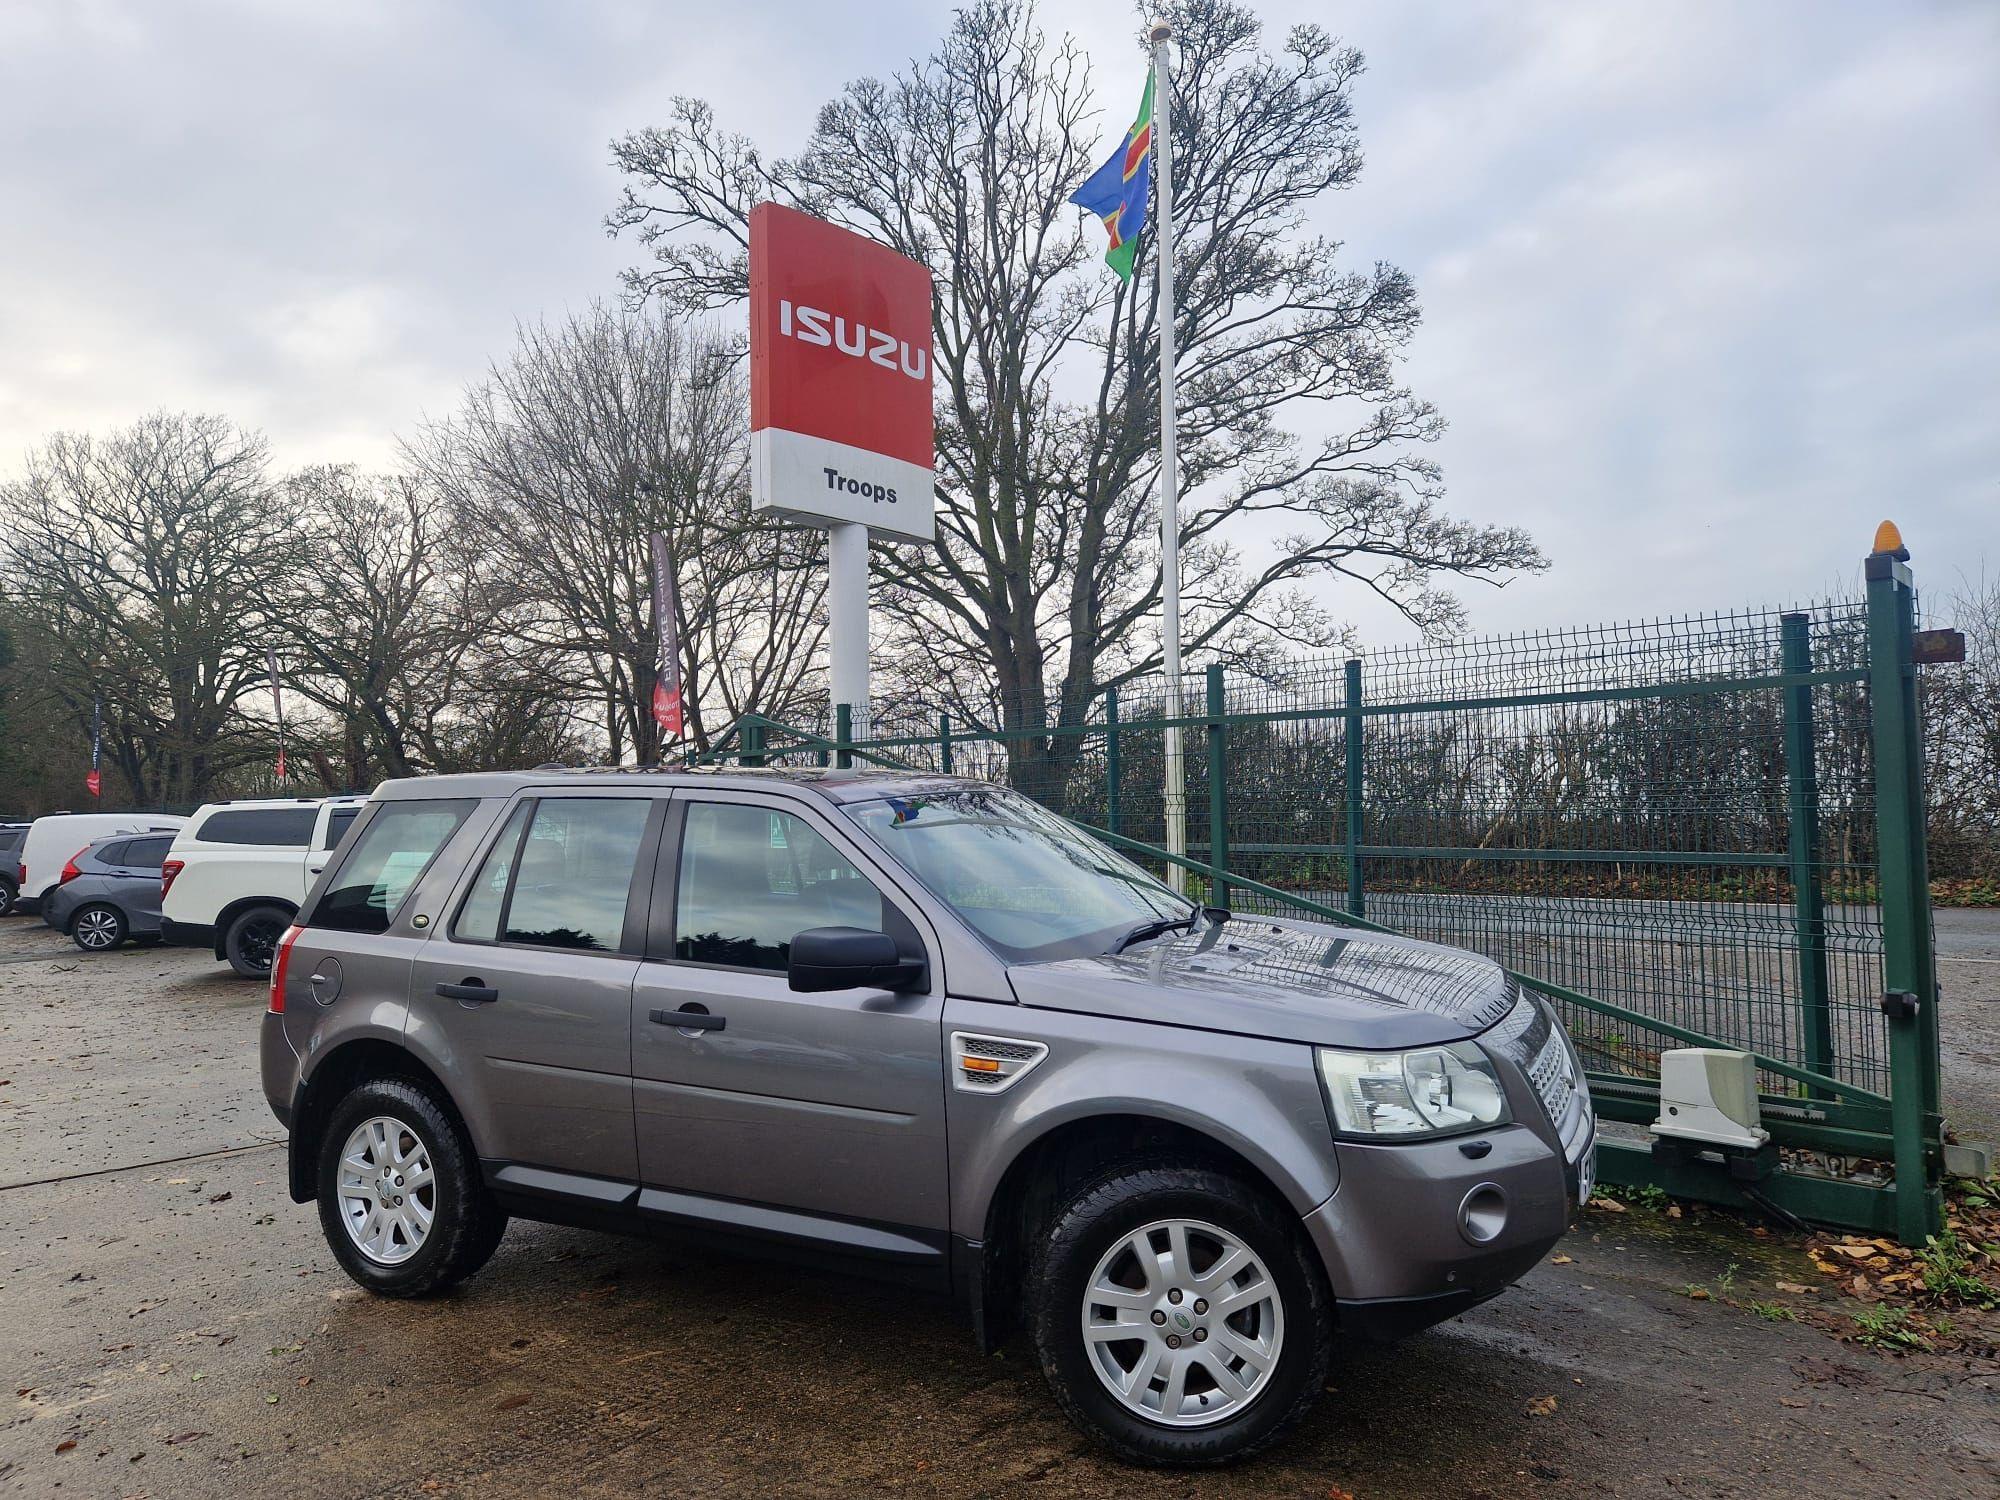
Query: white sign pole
xmin=1151 ymin=20 xmax=1187 ymax=894
xmin=827 ymin=520 xmax=870 ymax=733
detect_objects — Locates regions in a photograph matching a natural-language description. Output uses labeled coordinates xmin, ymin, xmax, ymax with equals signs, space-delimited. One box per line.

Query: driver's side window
xmin=673 ymin=802 xmax=885 ymax=972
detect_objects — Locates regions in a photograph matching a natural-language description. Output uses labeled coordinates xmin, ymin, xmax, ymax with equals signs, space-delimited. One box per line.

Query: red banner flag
xmin=649 ymin=531 xmax=685 ymax=740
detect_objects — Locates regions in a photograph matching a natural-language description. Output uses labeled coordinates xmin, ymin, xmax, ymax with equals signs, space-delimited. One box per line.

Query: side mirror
xmin=788 ymin=926 xmax=925 ymax=994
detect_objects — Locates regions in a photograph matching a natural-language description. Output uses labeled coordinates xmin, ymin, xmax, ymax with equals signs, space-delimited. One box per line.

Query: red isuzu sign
xmin=749 ymin=202 xmax=935 ymax=543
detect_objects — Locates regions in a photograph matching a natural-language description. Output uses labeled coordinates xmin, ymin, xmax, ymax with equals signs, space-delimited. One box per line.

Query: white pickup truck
xmin=161 ymin=795 xmax=368 ymax=976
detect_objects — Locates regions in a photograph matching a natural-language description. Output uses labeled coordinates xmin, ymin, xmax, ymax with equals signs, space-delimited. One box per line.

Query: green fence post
xmin=939 ymin=712 xmax=954 ymax=775
xmin=1344 ymin=658 xmax=1365 ymax=919
xmin=1865 ymin=529 xmax=1943 ymax=1245
xmin=834 ymin=703 xmax=853 ymax=770
xmin=743 ymin=719 xmax=766 ymax=768
xmin=1781 ymin=613 xmax=1835 ymax=1096
xmin=1105 ymin=689 xmax=1122 ymax=837
xmin=1206 ymin=663 xmax=1229 ymax=909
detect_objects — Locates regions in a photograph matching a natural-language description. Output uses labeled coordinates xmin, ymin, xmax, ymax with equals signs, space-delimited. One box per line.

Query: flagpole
xmin=1149 ymin=19 xmax=1187 ymax=895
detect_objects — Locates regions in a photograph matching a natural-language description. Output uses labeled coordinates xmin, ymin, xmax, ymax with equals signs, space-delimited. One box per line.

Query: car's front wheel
xmin=223 ymin=904 xmax=291 ymax=978
xmin=71 ymin=903 xmax=128 ymax=952
xmin=315 ymin=1078 xmax=507 ymax=1297
xmin=1027 ymin=1164 xmax=1332 ymax=1466
xmin=0 ymin=877 xmax=17 ymax=918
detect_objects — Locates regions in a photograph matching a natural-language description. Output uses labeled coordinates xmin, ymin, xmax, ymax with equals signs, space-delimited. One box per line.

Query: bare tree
xmin=261 ymin=466 xmax=507 ymax=787
xmin=407 ymin=303 xmax=826 ymax=760
xmin=606 ymin=0 xmax=1545 ymax=790
xmin=0 ymin=412 xmax=294 ymax=805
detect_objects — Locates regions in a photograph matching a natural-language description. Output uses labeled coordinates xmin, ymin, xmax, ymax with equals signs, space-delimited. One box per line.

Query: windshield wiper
xmin=1111 ymin=913 xmax=1201 ymax=953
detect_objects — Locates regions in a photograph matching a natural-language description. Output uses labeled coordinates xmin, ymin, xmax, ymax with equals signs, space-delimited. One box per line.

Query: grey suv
xmin=262 ymin=769 xmax=1594 ymax=1465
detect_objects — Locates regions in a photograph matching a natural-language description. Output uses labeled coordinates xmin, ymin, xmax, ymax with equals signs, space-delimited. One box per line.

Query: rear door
xmin=630 ymin=792 xmax=949 ymax=1240
xmin=407 ymin=790 xmax=663 ymax=1186
xmin=113 ymin=835 xmax=174 ymax=927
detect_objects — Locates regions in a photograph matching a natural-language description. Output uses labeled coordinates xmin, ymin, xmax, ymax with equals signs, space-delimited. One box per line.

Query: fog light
xmin=1458 ymin=1183 xmax=1508 ymax=1245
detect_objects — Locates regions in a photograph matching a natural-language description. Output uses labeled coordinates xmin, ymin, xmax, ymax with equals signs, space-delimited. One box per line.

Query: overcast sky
xmin=1 ymin=0 xmax=1993 ymax=645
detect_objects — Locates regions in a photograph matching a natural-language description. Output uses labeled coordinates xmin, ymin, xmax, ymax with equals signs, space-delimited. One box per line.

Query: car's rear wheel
xmin=1027 ymin=1164 xmax=1331 ymax=1466
xmin=223 ymin=904 xmax=291 ymax=978
xmin=71 ymin=903 xmax=128 ymax=952
xmin=316 ymin=1077 xmax=507 ymax=1297
xmin=0 ymin=877 xmax=17 ymax=918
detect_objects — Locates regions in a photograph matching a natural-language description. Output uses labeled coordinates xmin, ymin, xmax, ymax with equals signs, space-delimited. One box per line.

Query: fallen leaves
xmin=494 ymin=1393 xmax=531 ymax=1411
xmin=1586 ymin=1196 xmax=1626 ymax=1214
xmin=1550 ymin=1254 xmax=1575 ymax=1265
xmin=1525 ymin=1394 xmax=1559 ymax=1417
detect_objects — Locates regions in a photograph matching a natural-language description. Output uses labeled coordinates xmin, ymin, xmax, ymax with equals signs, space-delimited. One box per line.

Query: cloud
xmin=0 ymin=0 xmax=1992 ymax=640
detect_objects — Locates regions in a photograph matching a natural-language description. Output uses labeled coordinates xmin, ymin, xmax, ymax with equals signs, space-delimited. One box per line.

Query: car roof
xmin=369 ymin=766 xmax=983 ymax=808
xmin=191 ymin=795 xmax=364 ymax=813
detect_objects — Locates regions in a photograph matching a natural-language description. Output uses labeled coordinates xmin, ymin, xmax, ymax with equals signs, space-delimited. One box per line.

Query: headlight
xmin=1316 ymin=1042 xmax=1511 ymax=1137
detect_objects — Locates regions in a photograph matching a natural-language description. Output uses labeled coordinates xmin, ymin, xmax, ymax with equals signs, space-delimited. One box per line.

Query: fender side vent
xmin=950 ymin=1032 xmax=1049 ymax=1094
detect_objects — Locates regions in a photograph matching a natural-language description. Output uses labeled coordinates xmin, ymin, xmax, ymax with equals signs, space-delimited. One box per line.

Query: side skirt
xmin=481 ymin=1162 xmax=956 ymax=1295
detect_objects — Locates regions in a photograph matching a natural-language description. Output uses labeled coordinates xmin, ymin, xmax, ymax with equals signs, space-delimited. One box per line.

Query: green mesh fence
xmin=717 ymin=601 xmax=1891 ymax=1112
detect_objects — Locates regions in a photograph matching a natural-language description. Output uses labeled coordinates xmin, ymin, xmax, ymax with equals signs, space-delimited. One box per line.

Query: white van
xmin=162 ymin=796 xmax=367 ymax=977
xmin=16 ymin=812 xmax=189 ymax=915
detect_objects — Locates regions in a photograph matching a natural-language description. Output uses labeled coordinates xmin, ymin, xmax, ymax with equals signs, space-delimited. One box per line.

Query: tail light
xmin=161 ymin=858 xmax=185 ymax=898
xmin=268 ymin=924 xmax=303 ymax=1014
xmin=58 ymin=849 xmax=86 ymax=885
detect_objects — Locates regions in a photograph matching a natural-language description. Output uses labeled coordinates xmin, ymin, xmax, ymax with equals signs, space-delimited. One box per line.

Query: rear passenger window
xmin=311 ymin=800 xmax=477 ymax=934
xmin=453 ymin=804 xmax=532 ymax=944
xmin=121 ymin=838 xmax=171 ymax=870
xmin=196 ymin=807 xmax=319 ymax=846
xmin=674 ymin=803 xmax=885 ymax=971
xmin=453 ymin=799 xmax=650 ymax=952
xmin=322 ymin=807 xmax=360 ymax=849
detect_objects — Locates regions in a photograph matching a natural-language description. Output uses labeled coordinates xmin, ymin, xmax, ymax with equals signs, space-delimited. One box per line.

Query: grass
xmin=1916 ymin=1231 xmax=1998 ymax=1308
xmin=1849 ymin=1305 xmax=1932 ymax=1352
xmin=1748 ymin=1301 xmax=1798 ymax=1322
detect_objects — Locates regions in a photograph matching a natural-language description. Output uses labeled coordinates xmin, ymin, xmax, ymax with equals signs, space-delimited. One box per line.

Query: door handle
xmin=438 ymin=980 xmax=500 ymax=1004
xmin=650 ymin=1006 xmax=725 ymax=1032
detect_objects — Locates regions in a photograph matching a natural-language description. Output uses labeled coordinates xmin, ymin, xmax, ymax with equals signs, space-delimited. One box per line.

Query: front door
xmin=408 ymin=790 xmax=662 ymax=1184
xmin=631 ymin=794 xmax=948 ymax=1238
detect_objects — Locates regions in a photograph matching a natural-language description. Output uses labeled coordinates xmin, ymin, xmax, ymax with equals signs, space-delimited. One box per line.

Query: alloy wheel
xmin=1079 ymin=1217 xmax=1285 ymax=1428
xmin=336 ymin=1115 xmax=438 ymax=1265
xmin=237 ymin=918 xmax=282 ymax=973
xmin=74 ymin=908 xmax=121 ymax=949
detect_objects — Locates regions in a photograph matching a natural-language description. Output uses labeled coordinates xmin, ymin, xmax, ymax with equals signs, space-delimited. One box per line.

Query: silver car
xmin=261 ymin=769 xmax=1594 ymax=1465
xmin=42 ymin=830 xmax=175 ymax=950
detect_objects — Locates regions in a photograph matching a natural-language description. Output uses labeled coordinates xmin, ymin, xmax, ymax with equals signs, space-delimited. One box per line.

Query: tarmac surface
xmin=3 ymin=913 xmax=1998 ymax=1498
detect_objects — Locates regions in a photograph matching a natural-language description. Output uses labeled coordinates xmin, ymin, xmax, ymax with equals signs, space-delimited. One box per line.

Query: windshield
xmin=845 ymin=787 xmax=1194 ymax=963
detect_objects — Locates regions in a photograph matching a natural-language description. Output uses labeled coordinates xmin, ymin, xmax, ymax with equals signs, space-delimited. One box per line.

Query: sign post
xmin=749 ymin=203 xmax=935 ymax=726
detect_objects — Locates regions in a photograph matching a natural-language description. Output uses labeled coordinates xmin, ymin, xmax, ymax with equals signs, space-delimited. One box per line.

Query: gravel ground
xmin=2 ymin=914 xmax=1997 ymax=1498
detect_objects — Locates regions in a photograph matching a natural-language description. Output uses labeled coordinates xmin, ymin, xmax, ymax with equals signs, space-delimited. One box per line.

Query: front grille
xmin=1490 ymin=994 xmax=1593 ymax=1162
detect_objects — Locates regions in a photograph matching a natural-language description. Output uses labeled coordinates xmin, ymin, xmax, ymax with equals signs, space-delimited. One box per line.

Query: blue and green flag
xmin=1070 ymin=73 xmax=1154 ymax=282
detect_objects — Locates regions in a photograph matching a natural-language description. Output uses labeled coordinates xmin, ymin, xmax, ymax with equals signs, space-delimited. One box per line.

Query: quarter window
xmin=454 ymin=798 xmax=650 ymax=953
xmin=674 ymin=802 xmax=885 ymax=972
xmin=311 ymin=800 xmax=477 ymax=934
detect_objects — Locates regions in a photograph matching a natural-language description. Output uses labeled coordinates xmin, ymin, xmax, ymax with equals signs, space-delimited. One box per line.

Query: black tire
xmin=70 ymin=903 xmax=128 ymax=952
xmin=223 ymin=904 xmax=291 ymax=979
xmin=315 ymin=1077 xmax=507 ymax=1298
xmin=1027 ymin=1164 xmax=1333 ymax=1466
xmin=0 ymin=877 xmax=16 ymax=918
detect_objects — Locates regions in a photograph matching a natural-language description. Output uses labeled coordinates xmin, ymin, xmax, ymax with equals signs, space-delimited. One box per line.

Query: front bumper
xmin=1304 ymin=1122 xmax=1578 ymax=1320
